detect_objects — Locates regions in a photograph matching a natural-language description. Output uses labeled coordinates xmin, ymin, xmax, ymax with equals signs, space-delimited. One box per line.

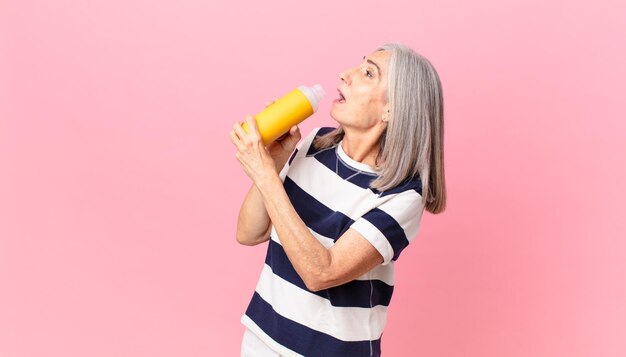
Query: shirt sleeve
xmin=349 ymin=190 xmax=424 ymax=265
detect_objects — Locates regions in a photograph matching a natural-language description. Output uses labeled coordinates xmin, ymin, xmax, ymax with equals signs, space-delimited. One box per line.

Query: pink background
xmin=1 ymin=0 xmax=625 ymax=356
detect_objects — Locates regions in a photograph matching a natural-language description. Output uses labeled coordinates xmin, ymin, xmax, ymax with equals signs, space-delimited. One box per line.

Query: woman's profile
xmin=230 ymin=43 xmax=446 ymax=356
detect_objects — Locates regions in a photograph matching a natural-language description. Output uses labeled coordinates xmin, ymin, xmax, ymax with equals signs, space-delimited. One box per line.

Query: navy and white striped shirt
xmin=241 ymin=127 xmax=424 ymax=356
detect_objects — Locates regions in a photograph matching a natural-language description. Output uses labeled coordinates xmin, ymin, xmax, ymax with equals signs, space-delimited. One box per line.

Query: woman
xmin=230 ymin=43 xmax=446 ymax=357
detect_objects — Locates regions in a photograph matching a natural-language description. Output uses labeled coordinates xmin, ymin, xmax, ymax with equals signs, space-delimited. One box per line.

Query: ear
xmin=381 ymin=104 xmax=391 ymax=122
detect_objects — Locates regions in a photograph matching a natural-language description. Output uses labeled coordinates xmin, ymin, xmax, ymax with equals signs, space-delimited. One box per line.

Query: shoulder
xmin=301 ymin=126 xmax=336 ymax=142
xmin=314 ymin=126 xmax=336 ymax=137
xmin=295 ymin=126 xmax=336 ymax=154
xmin=300 ymin=126 xmax=336 ymax=155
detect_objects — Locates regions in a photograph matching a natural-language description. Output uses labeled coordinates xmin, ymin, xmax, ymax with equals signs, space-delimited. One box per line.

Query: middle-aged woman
xmin=230 ymin=43 xmax=446 ymax=357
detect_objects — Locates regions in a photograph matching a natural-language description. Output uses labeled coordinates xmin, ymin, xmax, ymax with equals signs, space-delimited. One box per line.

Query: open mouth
xmin=336 ymin=89 xmax=346 ymax=103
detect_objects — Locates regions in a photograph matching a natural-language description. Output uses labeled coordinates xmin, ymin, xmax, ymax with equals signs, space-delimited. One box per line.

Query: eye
xmin=365 ymin=69 xmax=373 ymax=78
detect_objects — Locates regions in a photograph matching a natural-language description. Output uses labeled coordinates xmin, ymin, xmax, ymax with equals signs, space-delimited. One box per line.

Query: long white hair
xmin=314 ymin=43 xmax=446 ymax=213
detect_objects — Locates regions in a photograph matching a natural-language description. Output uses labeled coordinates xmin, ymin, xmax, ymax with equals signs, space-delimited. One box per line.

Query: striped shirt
xmin=241 ymin=127 xmax=424 ymax=356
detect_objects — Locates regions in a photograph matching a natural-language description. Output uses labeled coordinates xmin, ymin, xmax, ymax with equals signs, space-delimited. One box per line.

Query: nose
xmin=339 ymin=71 xmax=349 ymax=85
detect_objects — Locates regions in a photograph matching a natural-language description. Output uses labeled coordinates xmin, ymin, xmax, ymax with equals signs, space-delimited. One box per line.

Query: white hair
xmin=314 ymin=43 xmax=446 ymax=213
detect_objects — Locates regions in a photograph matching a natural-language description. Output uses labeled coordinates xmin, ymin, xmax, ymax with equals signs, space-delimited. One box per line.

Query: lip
xmin=334 ymin=88 xmax=346 ymax=103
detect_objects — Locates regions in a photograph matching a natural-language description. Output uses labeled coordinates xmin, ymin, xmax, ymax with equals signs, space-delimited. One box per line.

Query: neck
xmin=340 ymin=128 xmax=381 ymax=167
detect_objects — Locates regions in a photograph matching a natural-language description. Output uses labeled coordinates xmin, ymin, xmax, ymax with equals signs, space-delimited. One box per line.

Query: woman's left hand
xmin=230 ymin=115 xmax=276 ymax=185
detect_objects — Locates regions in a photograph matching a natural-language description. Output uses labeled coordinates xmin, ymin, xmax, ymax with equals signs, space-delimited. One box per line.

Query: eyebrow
xmin=363 ymin=56 xmax=381 ymax=75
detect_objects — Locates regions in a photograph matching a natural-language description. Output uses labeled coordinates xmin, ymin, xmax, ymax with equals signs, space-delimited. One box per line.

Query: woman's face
xmin=330 ymin=50 xmax=391 ymax=130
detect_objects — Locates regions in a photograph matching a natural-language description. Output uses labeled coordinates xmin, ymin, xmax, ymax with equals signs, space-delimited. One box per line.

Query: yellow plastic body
xmin=242 ymin=88 xmax=314 ymax=145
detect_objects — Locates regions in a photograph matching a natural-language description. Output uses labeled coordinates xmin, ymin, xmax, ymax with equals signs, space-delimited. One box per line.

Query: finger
xmin=232 ymin=121 xmax=248 ymax=140
xmin=232 ymin=122 xmax=253 ymax=149
xmin=229 ymin=129 xmax=243 ymax=148
xmin=277 ymin=126 xmax=298 ymax=141
xmin=283 ymin=126 xmax=301 ymax=148
xmin=276 ymin=132 xmax=288 ymax=141
xmin=286 ymin=126 xmax=301 ymax=142
xmin=245 ymin=115 xmax=261 ymax=138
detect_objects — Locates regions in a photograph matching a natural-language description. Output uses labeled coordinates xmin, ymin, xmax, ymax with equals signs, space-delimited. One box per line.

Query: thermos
xmin=242 ymin=84 xmax=325 ymax=145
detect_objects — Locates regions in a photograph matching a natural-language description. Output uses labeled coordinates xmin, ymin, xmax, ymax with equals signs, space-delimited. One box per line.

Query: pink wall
xmin=1 ymin=0 xmax=625 ymax=356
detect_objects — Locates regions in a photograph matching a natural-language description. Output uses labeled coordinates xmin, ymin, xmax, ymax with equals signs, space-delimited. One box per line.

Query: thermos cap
xmin=298 ymin=84 xmax=325 ymax=112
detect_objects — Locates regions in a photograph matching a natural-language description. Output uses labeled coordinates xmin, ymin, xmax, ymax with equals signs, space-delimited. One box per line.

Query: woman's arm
xmin=235 ymin=184 xmax=272 ymax=246
xmin=256 ymin=172 xmax=383 ymax=291
xmin=231 ymin=116 xmax=383 ymax=291
xmin=233 ymin=118 xmax=301 ymax=246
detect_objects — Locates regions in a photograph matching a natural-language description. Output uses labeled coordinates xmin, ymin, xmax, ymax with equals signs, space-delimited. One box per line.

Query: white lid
xmin=298 ymin=84 xmax=325 ymax=111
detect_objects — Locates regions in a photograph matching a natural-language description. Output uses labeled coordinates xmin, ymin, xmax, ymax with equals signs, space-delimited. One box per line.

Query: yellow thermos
xmin=242 ymin=85 xmax=325 ymax=145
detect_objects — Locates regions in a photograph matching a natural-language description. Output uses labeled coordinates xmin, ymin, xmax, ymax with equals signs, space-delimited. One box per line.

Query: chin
xmin=330 ymin=108 xmax=360 ymax=130
xmin=329 ymin=107 xmax=342 ymax=124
